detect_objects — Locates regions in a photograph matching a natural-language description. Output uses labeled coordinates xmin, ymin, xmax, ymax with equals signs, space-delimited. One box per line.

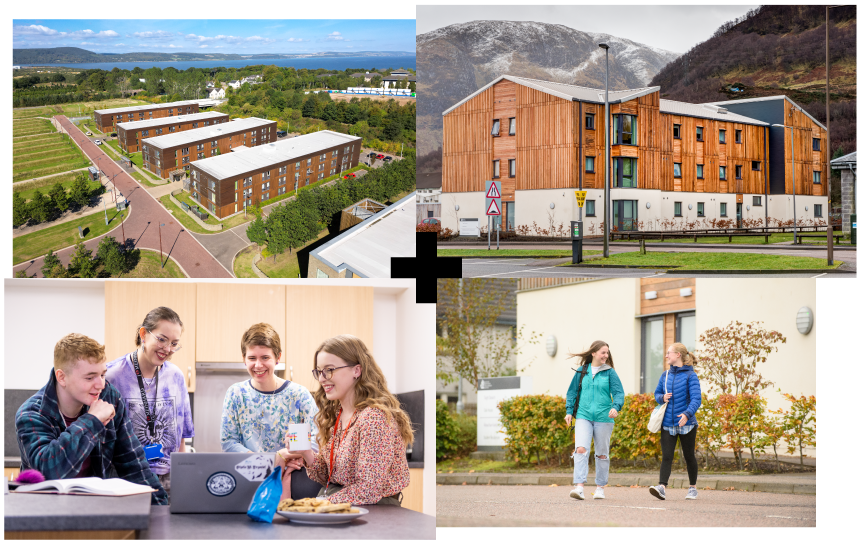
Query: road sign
xmin=486 ymin=199 xmax=501 ymax=216
xmin=575 ymin=190 xmax=587 ymax=208
xmin=486 ymin=181 xmax=501 ymax=198
xmin=485 ymin=180 xmax=503 ymax=219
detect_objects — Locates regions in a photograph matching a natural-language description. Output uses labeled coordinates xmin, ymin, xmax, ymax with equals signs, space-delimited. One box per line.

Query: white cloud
xmin=288 ymin=37 xmax=307 ymax=42
xmin=13 ymin=25 xmax=118 ymax=40
xmin=167 ymin=44 xmax=179 ymax=48
xmin=14 ymin=24 xmax=61 ymax=36
xmin=116 ymin=43 xmax=126 ymax=46
xmin=200 ymin=45 xmax=208 ymax=48
xmin=326 ymin=31 xmax=344 ymax=41
xmin=132 ymin=30 xmax=174 ymax=40
xmin=80 ymin=42 xmax=96 ymax=45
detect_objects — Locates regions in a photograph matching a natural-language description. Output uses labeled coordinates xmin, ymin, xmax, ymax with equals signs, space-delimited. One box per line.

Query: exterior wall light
xmin=796 ymin=306 xmax=813 ymax=335
xmin=546 ymin=335 xmax=558 ymax=357
xmin=644 ymin=291 xmax=657 ymax=300
xmin=679 ymin=288 xmax=693 ymax=297
xmin=550 ymin=202 xmax=555 ymax=209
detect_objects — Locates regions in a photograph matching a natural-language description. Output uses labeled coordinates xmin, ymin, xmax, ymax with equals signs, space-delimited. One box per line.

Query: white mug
xmin=287 ymin=422 xmax=311 ymax=451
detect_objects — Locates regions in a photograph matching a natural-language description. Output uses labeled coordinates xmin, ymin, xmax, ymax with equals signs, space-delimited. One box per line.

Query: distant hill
xmin=416 ymin=20 xmax=678 ymax=159
xmin=13 ymin=47 xmax=416 ymax=65
xmin=650 ymin=5 xmax=855 ymax=156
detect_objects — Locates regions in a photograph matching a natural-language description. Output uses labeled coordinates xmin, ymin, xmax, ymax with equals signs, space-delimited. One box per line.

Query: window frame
xmin=814 ymin=204 xmax=822 ymax=218
xmin=674 ymin=162 xmax=682 ymax=178
xmin=812 ymin=138 xmax=820 ymax=152
xmin=491 ymin=119 xmax=500 ymax=137
xmin=696 ymin=126 xmax=703 ymax=142
xmin=753 ymin=196 xmax=762 ymax=206
xmin=752 ymin=161 xmax=761 ymax=171
xmin=673 ymin=124 xmax=681 ymax=139
xmin=613 ymin=157 xmax=638 ymax=188
xmin=509 ymin=117 xmax=516 ymax=136
xmin=696 ymin=164 xmax=704 ymax=179
xmin=697 ymin=202 xmax=705 ymax=217
xmin=508 ymin=158 xmax=516 ymax=178
xmin=735 ymin=129 xmax=742 ymax=143
xmin=720 ymin=202 xmax=727 ymax=217
xmin=719 ymin=165 xmax=727 ymax=180
xmin=585 ymin=113 xmax=595 ymax=130
xmin=585 ymin=156 xmax=595 ymax=173
xmin=735 ymin=165 xmax=742 ymax=180
xmin=674 ymin=201 xmax=682 ymax=217
xmin=492 ymin=159 xmax=500 ymax=179
xmin=813 ymin=171 xmax=821 ymax=184
xmin=613 ymin=114 xmax=637 ymax=146
xmin=719 ymin=129 xmax=726 ymax=144
xmin=585 ymin=200 xmax=596 ymax=217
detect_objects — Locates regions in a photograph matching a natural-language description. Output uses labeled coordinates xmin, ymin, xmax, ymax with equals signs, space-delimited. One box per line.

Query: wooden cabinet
xmin=401 ymin=468 xmax=424 ymax=512
xmin=104 ymin=282 xmax=197 ymax=391
xmin=283 ymin=286 xmax=373 ymax=393
xmin=195 ymin=284 xmax=286 ymax=364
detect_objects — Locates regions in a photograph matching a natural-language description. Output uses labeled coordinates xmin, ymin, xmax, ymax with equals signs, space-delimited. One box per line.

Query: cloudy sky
xmin=12 ymin=20 xmax=416 ymax=53
xmin=417 ymin=5 xmax=758 ymax=54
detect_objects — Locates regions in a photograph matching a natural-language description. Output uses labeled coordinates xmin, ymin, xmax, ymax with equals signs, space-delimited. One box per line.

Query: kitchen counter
xmin=4 ymin=492 xmax=151 ymax=538
xmin=142 ymin=504 xmax=435 ymax=540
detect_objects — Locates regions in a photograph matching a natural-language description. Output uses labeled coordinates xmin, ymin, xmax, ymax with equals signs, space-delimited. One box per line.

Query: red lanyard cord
xmin=327 ymin=408 xmax=357 ymax=489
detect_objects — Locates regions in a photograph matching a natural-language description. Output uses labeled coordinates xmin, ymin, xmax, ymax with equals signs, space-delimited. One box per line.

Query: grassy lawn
xmin=59 ymin=98 xmax=149 ymax=117
xmin=15 ymin=176 xmax=102 ymax=202
xmin=13 ymin=208 xmax=124 ymax=265
xmin=13 ymin=107 xmax=59 ymax=119
xmin=123 ymin=250 xmax=186 ymax=278
xmin=13 ymin=119 xmax=56 ymax=138
xmin=438 ymin=249 xmax=602 ymax=258
xmin=642 ymin=231 xmax=852 ymax=245
xmin=233 ymin=245 xmax=258 ymax=278
xmin=563 ymin=251 xmax=844 ymax=270
xmin=13 ymin=132 xmax=90 ymax=182
xmin=159 ymin=194 xmax=224 ymax=234
xmin=172 ymin=191 xmax=221 ymax=226
xmin=130 ymin=170 xmax=158 ymax=187
xmin=257 ymin=228 xmax=330 ymax=278
xmin=13 ymin=133 xmax=66 ymax=150
xmin=81 ymin=123 xmax=104 ymax=136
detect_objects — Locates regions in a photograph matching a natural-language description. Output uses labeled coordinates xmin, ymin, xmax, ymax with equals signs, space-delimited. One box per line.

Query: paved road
xmin=437 ymin=485 xmax=815 ymax=527
xmin=13 ymin=116 xmax=232 ymax=278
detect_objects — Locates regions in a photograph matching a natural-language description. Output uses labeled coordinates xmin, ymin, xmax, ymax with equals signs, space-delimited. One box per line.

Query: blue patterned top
xmin=663 ymin=424 xmax=696 ymax=436
xmin=220 ymin=379 xmax=319 ymax=454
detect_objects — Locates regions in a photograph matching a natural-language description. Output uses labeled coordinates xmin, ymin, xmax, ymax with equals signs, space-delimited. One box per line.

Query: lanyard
xmin=131 ymin=350 xmax=159 ymax=438
xmin=325 ymin=408 xmax=358 ymax=493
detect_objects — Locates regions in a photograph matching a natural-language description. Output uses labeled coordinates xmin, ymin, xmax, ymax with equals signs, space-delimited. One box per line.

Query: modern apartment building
xmin=116 ymin=112 xmax=229 ymax=153
xmin=440 ymin=75 xmax=828 ymax=233
xmin=187 ymin=130 xmax=362 ymax=218
xmin=140 ymin=117 xmax=277 ymax=179
xmin=93 ymin=100 xmax=200 ymax=133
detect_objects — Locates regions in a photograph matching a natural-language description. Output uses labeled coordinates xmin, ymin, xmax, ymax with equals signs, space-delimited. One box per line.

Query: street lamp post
xmin=599 ymin=43 xmax=611 ymax=258
xmin=120 ymin=212 xmax=126 ymax=247
xmin=159 ymin=223 xmax=166 ymax=268
xmin=103 ymin=189 xmax=113 ymax=226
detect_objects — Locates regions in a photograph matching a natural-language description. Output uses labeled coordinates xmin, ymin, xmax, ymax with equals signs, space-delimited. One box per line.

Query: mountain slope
xmin=417 ymin=20 xmax=678 ymax=159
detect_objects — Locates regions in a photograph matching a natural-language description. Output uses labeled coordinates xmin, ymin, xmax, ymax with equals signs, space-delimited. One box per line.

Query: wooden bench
xmin=796 ymin=234 xmax=843 ymax=244
xmin=691 ymin=232 xmax=770 ymax=243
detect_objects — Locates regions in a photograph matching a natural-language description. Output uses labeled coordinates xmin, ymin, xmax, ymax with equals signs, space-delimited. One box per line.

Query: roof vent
xmin=703 ymin=104 xmax=728 ymax=114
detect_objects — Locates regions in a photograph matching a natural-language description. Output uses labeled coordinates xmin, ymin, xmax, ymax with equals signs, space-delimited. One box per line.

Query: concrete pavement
xmin=13 ymin=116 xmax=232 ymax=278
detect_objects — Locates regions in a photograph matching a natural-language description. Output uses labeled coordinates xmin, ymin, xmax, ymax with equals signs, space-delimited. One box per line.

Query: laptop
xmin=170 ymin=452 xmax=276 ymax=513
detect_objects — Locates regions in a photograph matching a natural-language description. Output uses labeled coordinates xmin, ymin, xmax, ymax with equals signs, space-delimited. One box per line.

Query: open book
xmin=14 ymin=477 xmax=156 ymax=497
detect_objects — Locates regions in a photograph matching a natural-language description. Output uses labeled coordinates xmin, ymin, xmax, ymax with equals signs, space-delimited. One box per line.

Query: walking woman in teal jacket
xmin=564 ymin=341 xmax=625 ymax=500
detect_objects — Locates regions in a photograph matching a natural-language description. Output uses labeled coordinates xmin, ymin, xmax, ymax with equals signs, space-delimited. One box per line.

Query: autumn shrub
xmin=416 ymin=223 xmax=440 ymax=233
xmin=779 ymin=393 xmax=816 ymax=467
xmin=498 ymin=395 xmax=572 ymax=465
xmin=437 ymin=227 xmax=455 ymax=240
xmin=611 ymin=394 xmax=662 ymax=464
xmin=436 ymin=399 xmax=462 ymax=461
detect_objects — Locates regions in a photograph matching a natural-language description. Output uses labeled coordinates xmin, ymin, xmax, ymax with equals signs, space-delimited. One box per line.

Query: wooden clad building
xmin=93 ymin=100 xmax=200 ymax=133
xmin=117 ymin=112 xmax=229 ymax=153
xmin=441 ymin=75 xmax=828 ymax=233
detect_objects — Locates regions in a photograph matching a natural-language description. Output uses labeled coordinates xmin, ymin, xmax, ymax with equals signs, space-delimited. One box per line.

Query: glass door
xmin=641 ymin=316 xmax=664 ymax=393
xmin=613 ymin=200 xmax=638 ymax=231
xmin=505 ymin=202 xmax=515 ymax=232
xmin=736 ymin=203 xmax=743 ymax=228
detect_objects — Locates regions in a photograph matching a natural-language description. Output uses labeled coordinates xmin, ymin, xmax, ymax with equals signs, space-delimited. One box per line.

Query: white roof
xmin=831 ymin=151 xmax=856 ymax=167
xmin=312 ymin=193 xmax=416 ymax=278
xmin=142 ymin=117 xmax=272 ymax=150
xmin=707 ymin=95 xmax=827 ymax=131
xmin=191 ymin=130 xmax=361 ymax=179
xmin=116 ymin=111 xmax=228 ymax=131
xmin=94 ymin=100 xmax=199 ymax=115
xmin=659 ymin=99 xmax=769 ymax=127
xmin=443 ymin=74 xmax=659 ymax=115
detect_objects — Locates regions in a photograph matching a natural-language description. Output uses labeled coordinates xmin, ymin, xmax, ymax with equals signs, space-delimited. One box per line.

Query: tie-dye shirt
xmin=220 ymin=379 xmax=319 ymax=454
xmin=105 ymin=353 xmax=195 ymax=476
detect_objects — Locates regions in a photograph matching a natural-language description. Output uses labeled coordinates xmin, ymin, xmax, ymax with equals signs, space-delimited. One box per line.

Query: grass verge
xmin=637 ymin=231 xmax=851 ymax=245
xmin=563 ymin=251 xmax=844 ymax=270
xmin=256 ymin=228 xmax=330 ymax=278
xmin=233 ymin=245 xmax=258 ymax=278
xmin=122 ymin=250 xmax=186 ymax=278
xmin=14 ymin=208 xmax=124 ymax=265
xmin=438 ymin=249 xmax=602 ymax=258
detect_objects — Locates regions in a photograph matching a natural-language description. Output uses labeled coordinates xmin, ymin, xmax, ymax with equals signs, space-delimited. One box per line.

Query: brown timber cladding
xmin=117 ymin=113 xmax=230 ymax=153
xmin=94 ymin=103 xmax=200 ymax=133
xmin=783 ymin=102 xmax=828 ymax=197
xmin=442 ymin=79 xmax=825 ymax=199
xmin=189 ymin=137 xmax=362 ymax=219
xmin=142 ymin=121 xmax=278 ymax=179
xmin=639 ymin=277 xmax=696 ymax=372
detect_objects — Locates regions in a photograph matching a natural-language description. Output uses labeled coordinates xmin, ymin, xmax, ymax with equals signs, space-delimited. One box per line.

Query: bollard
xmin=827 ymin=225 xmax=833 ymax=266
xmin=640 ymin=238 xmax=646 ymax=255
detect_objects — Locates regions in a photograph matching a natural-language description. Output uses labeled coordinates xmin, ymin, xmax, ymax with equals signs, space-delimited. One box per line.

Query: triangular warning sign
xmin=486 ymin=181 xmax=501 ymax=198
xmin=486 ymin=199 xmax=501 ymax=215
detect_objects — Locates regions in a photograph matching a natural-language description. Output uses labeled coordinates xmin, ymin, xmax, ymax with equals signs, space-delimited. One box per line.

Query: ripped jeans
xmin=572 ymin=419 xmax=614 ymax=486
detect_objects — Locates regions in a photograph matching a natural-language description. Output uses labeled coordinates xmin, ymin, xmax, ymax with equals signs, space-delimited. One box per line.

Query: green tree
xmin=68 ymin=241 xmax=97 ymax=278
xmin=41 ymin=250 xmax=64 ymax=278
xmin=13 ymin=192 xmax=30 ymax=227
xmin=49 ymin=182 xmax=69 ymax=214
xmin=97 ymin=236 xmax=127 ymax=277
xmin=245 ymin=216 xmax=267 ymax=245
xmin=779 ymin=393 xmax=816 ymax=467
xmin=29 ymin=190 xmax=53 ymax=223
xmin=383 ymin=119 xmax=403 ymax=141
xmin=69 ymin=173 xmax=92 ymax=209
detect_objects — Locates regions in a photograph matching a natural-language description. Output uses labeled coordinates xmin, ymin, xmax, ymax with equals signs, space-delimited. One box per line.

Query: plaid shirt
xmin=15 ymin=369 xmax=168 ymax=505
xmin=663 ymin=424 xmax=696 ymax=436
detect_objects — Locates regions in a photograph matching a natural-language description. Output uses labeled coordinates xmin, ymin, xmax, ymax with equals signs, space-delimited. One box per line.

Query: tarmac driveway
xmin=191 ymin=222 xmax=252 ymax=275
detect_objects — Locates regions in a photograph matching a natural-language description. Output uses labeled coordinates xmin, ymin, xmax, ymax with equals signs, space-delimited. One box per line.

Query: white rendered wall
xmin=516 ymin=188 xmax=605 ymax=236
xmin=441 ymin=191 xmax=485 ymax=233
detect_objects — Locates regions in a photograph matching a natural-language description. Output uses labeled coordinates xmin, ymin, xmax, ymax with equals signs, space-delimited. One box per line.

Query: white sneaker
xmin=569 ymin=486 xmax=585 ymax=500
xmin=593 ymin=487 xmax=605 ymax=499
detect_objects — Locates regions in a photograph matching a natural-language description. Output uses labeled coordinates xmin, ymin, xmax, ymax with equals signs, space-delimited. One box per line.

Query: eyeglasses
xmin=148 ymin=331 xmax=182 ymax=353
xmin=311 ymin=365 xmax=355 ymax=381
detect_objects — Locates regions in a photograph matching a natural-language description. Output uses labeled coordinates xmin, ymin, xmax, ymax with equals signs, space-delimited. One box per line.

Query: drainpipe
xmin=764 ymin=127 xmax=768 ymax=228
xmin=599 ymin=43 xmax=610 ymax=257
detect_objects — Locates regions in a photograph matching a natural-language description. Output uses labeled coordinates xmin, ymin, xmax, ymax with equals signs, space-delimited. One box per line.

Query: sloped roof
xmin=831 ymin=151 xmax=856 ymax=168
xmin=659 ymin=99 xmax=769 ymax=126
xmin=116 ymin=111 xmax=228 ymax=131
xmin=94 ymin=100 xmax=198 ymax=115
xmin=707 ymin=95 xmax=827 ymax=131
xmin=443 ymin=75 xmax=659 ymax=116
xmin=141 ymin=117 xmax=272 ymax=150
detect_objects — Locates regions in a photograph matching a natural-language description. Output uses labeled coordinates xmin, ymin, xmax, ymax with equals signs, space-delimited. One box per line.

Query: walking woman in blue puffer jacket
xmin=649 ymin=342 xmax=701 ymax=501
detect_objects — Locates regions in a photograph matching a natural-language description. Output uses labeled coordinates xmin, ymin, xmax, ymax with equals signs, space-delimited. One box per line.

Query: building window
xmin=696 ymin=127 xmax=704 ymax=141
xmin=295 ymin=161 xmax=301 ymax=168
xmin=261 ymin=182 xmax=270 ymax=191
xmin=753 ymin=196 xmax=762 ymax=206
xmin=585 ymin=200 xmax=596 ymax=217
xmin=674 ymin=202 xmax=682 ymax=217
xmin=814 ymin=204 xmax=822 ymax=217
xmin=674 ymin=163 xmax=682 ymax=178
xmin=613 ymin=200 xmax=638 ymax=231
xmin=493 ymin=160 xmax=500 ymax=179
xmin=813 ymin=138 xmax=820 ymax=151
xmin=279 ymin=176 xmax=286 ymax=186
xmin=752 ymin=161 xmax=761 ymax=171
xmin=585 ymin=113 xmax=595 ymax=130
xmin=720 ymin=203 xmax=727 ymax=217
xmin=613 ymin=114 xmax=637 ymax=145
xmin=169 ymin=126 xmax=176 ymax=133
xmin=735 ymin=129 xmax=742 ymax=143
xmin=696 ymin=164 xmax=703 ymax=179
xmin=244 ymin=177 xmax=252 ymax=187
xmin=585 ymin=156 xmax=595 ymax=173
xmin=156 ymin=128 xmax=163 ymax=135
xmin=697 ymin=202 xmax=705 ymax=217
xmin=193 ymin=123 xmax=198 ymax=128
xmin=813 ymin=171 xmax=821 ymax=184
xmin=211 ymin=141 xmax=217 ymax=148
xmin=491 ymin=119 xmax=500 ymax=136
xmin=641 ymin=316 xmax=664 ymax=393
xmin=142 ymin=130 xmax=149 ymax=137
xmin=197 ymin=144 xmax=204 ymax=151
xmin=614 ymin=158 xmax=637 ymax=187
xmin=509 ymin=117 xmax=516 ymax=136
xmin=182 ymin=157 xmax=189 ymax=164
xmin=719 ymin=166 xmax=726 ymax=180
xmin=262 ymin=171 xmax=270 ymax=180
xmin=182 ymin=147 xmax=189 ymax=155
xmin=673 ymin=124 xmax=681 ymax=139
xmin=719 ymin=129 xmax=726 ymax=144
xmin=509 ymin=159 xmax=516 ymax=178
xmin=322 ymin=153 xmax=326 ymax=160
xmin=316 ymin=269 xmax=329 ymax=279
xmin=735 ymin=165 xmax=742 ymax=179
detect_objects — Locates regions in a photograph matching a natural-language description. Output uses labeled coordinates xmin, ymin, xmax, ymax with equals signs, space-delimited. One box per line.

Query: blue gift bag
xmin=247 ymin=466 xmax=282 ymax=523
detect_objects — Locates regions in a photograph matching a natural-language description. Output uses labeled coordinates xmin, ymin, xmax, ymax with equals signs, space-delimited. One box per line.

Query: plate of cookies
xmin=276 ymin=498 xmax=368 ymax=525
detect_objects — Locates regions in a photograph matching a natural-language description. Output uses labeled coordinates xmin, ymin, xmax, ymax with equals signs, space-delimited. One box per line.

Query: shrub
xmin=416 ymin=223 xmax=440 ymax=233
xmin=498 ymin=395 xmax=572 ymax=465
xmin=437 ymin=227 xmax=455 ymax=240
xmin=453 ymin=412 xmax=477 ymax=457
xmin=779 ymin=393 xmax=816 ymax=467
xmin=611 ymin=394 xmax=662 ymax=464
xmin=436 ymin=399 xmax=462 ymax=461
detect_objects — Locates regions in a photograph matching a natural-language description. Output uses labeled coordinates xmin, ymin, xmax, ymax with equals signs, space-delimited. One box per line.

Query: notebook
xmin=14 ymin=477 xmax=156 ymax=497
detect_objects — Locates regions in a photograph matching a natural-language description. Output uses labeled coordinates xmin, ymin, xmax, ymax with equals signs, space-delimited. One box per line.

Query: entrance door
xmin=504 ymin=202 xmax=515 ymax=232
xmin=736 ymin=203 xmax=743 ymax=228
xmin=612 ymin=200 xmax=638 ymax=231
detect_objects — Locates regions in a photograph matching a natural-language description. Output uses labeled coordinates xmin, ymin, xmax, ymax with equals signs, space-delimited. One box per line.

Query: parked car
xmin=110 ymin=133 xmax=117 ymax=137
xmin=276 ymin=130 xmax=287 ymax=137
xmin=342 ymin=173 xmax=357 ymax=179
xmin=376 ymin=154 xmax=385 ymax=159
xmin=94 ymin=140 xmax=102 ymax=145
xmin=422 ymin=218 xmax=440 ymax=225
xmin=369 ymin=152 xmax=377 ymax=159
xmin=383 ymin=156 xmax=393 ymax=162
xmin=85 ymin=131 xmax=93 ymax=136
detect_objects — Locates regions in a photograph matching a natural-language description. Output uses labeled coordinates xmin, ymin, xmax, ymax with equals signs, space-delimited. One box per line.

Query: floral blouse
xmin=307 ymin=407 xmax=410 ymax=505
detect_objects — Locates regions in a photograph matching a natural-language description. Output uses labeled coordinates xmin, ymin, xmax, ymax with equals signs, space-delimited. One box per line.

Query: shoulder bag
xmin=647 ymin=367 xmax=670 ymax=433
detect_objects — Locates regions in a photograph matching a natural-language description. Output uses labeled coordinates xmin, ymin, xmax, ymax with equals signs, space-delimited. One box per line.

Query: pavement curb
xmin=666 ymin=268 xmax=845 ymax=274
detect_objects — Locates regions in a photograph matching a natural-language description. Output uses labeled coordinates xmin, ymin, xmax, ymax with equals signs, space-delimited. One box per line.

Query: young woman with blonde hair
xmin=279 ymin=334 xmax=413 ymax=506
xmin=564 ymin=340 xmax=625 ymax=501
xmin=649 ymin=342 xmax=702 ymax=501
